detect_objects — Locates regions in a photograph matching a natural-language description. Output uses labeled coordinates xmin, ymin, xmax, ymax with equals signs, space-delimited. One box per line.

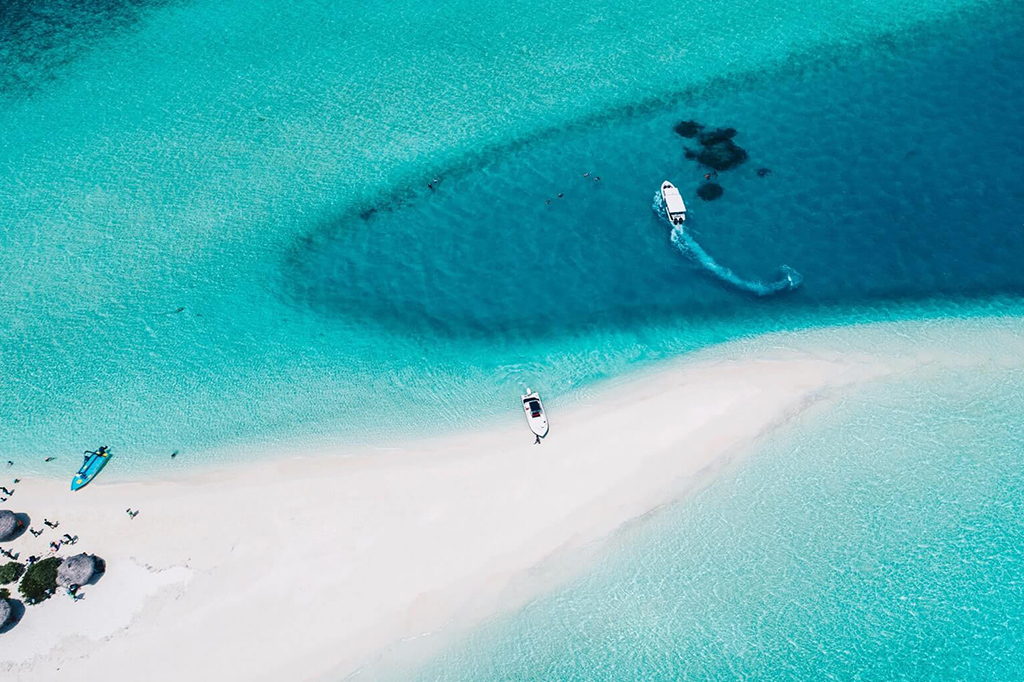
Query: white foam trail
xmin=654 ymin=192 xmax=802 ymax=296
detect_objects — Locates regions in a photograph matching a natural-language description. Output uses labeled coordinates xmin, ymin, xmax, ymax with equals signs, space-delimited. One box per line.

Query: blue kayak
xmin=71 ymin=446 xmax=112 ymax=491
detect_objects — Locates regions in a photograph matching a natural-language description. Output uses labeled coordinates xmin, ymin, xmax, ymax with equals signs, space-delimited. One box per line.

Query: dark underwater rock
xmin=697 ymin=139 xmax=748 ymax=171
xmin=756 ymin=167 xmax=772 ymax=177
xmin=696 ymin=182 xmax=724 ymax=201
xmin=697 ymin=127 xmax=737 ymax=146
xmin=684 ymin=148 xmax=698 ymax=160
xmin=673 ymin=120 xmax=704 ymax=138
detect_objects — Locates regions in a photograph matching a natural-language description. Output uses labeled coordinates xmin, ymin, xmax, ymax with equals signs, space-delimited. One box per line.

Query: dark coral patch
xmin=696 ymin=182 xmax=725 ymax=201
xmin=684 ymin=148 xmax=698 ymax=160
xmin=673 ymin=120 xmax=704 ymax=138
xmin=697 ymin=139 xmax=748 ymax=171
xmin=697 ymin=127 xmax=738 ymax=146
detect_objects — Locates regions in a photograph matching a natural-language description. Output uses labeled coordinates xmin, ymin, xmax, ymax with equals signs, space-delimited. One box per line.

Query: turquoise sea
xmin=398 ymin=354 xmax=1024 ymax=681
xmin=2 ymin=0 xmax=1024 ymax=677
xmin=2 ymin=0 xmax=1021 ymax=472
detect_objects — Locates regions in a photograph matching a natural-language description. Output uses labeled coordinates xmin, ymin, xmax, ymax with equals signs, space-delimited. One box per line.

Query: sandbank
xmin=2 ymin=317 xmax=1022 ymax=681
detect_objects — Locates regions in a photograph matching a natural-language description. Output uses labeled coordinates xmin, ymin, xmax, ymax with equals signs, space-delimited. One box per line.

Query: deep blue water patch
xmin=0 ymin=0 xmax=179 ymax=96
xmin=287 ymin=0 xmax=1024 ymax=339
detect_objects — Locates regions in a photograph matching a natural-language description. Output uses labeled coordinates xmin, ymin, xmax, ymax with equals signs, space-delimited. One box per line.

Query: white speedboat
xmin=660 ymin=181 xmax=686 ymax=224
xmin=521 ymin=388 xmax=549 ymax=438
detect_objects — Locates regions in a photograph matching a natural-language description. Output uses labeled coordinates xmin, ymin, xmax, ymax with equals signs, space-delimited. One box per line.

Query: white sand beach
xmin=2 ymin=318 xmax=1022 ymax=681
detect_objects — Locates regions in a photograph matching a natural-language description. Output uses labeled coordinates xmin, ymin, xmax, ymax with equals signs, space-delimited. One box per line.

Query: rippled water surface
xmin=393 ymin=345 xmax=1024 ymax=680
xmin=1 ymin=0 xmax=1020 ymax=472
xmin=4 ymin=0 xmax=1024 ymax=678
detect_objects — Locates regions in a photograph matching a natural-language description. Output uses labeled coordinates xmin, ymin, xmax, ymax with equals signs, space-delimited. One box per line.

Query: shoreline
xmin=2 ymin=317 xmax=1022 ymax=680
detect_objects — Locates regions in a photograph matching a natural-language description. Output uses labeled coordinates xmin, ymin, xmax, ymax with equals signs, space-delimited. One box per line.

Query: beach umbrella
xmin=0 ymin=510 xmax=17 ymax=542
xmin=57 ymin=553 xmax=97 ymax=589
xmin=0 ymin=598 xmax=10 ymax=628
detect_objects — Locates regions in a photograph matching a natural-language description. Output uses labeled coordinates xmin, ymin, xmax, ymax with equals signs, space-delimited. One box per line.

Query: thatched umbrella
xmin=0 ymin=598 xmax=10 ymax=628
xmin=0 ymin=510 xmax=18 ymax=542
xmin=57 ymin=553 xmax=97 ymax=589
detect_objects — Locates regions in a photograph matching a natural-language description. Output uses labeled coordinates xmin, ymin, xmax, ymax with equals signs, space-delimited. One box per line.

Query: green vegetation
xmin=0 ymin=587 xmax=9 ymax=600
xmin=0 ymin=561 xmax=25 ymax=585
xmin=19 ymin=557 xmax=60 ymax=605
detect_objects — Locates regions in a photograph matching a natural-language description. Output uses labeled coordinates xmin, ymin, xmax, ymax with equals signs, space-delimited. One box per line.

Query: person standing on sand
xmin=534 ymin=435 xmax=541 ymax=445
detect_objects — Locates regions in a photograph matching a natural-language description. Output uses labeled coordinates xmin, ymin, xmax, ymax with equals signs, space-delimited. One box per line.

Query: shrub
xmin=19 ymin=557 xmax=60 ymax=605
xmin=0 ymin=587 xmax=9 ymax=600
xmin=0 ymin=561 xmax=24 ymax=585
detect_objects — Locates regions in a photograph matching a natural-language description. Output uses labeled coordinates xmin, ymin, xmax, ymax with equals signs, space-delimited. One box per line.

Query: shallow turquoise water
xmin=2 ymin=0 xmax=1020 ymax=473
xmin=397 ymin=355 xmax=1024 ymax=681
xmin=3 ymin=0 xmax=1024 ymax=678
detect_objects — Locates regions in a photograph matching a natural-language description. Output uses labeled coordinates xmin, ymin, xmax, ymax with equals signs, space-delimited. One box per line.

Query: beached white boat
xmin=521 ymin=388 xmax=549 ymax=438
xmin=661 ymin=181 xmax=686 ymax=224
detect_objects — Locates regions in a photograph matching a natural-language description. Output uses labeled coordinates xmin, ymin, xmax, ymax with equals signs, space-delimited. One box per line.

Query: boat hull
xmin=521 ymin=390 xmax=549 ymax=438
xmin=71 ymin=451 xmax=112 ymax=491
xmin=660 ymin=181 xmax=686 ymax=224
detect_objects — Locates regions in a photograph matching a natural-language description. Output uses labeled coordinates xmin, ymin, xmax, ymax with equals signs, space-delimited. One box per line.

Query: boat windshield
xmin=528 ymin=401 xmax=541 ymax=413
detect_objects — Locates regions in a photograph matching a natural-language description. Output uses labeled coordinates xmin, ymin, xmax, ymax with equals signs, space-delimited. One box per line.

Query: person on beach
xmin=62 ymin=534 xmax=78 ymax=545
xmin=534 ymin=435 xmax=541 ymax=445
xmin=30 ymin=528 xmax=43 ymax=537
xmin=49 ymin=541 xmax=61 ymax=552
xmin=44 ymin=519 xmax=59 ymax=529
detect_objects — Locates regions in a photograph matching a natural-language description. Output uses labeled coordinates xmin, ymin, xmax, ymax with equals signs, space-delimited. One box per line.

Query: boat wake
xmin=653 ymin=192 xmax=802 ymax=296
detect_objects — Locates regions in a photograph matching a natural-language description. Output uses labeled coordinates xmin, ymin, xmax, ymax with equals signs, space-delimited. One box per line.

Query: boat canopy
xmin=663 ymin=185 xmax=686 ymax=215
